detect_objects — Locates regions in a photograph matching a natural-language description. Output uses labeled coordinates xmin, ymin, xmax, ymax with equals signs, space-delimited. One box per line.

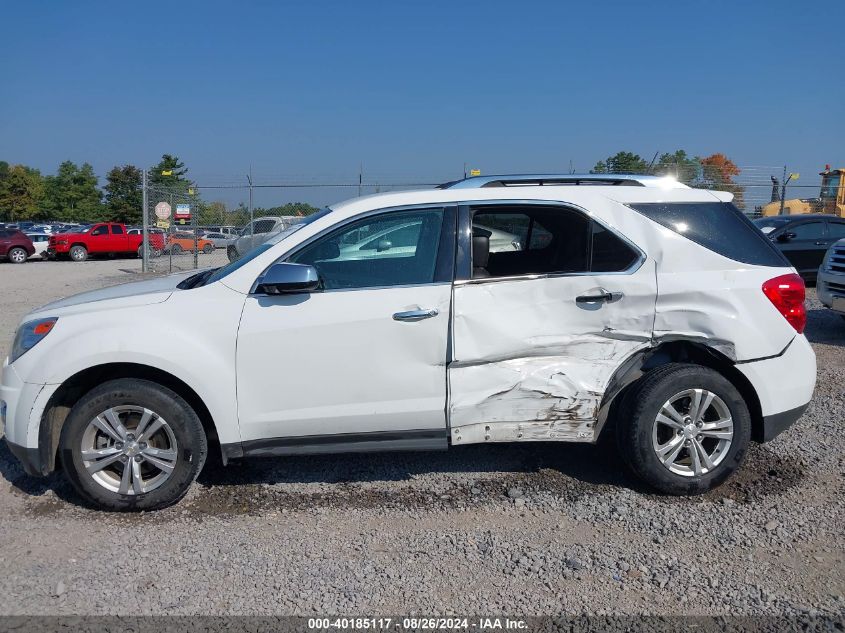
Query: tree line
xmin=592 ymin=150 xmax=744 ymax=206
xmin=0 ymin=154 xmax=319 ymax=225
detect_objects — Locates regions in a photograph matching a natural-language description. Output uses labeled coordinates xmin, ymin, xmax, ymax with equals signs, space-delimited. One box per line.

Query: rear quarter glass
xmin=628 ymin=202 xmax=790 ymax=267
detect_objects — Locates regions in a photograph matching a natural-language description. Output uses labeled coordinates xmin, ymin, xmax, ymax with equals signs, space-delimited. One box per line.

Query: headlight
xmin=821 ymin=246 xmax=834 ymax=271
xmin=10 ymin=318 xmax=58 ymax=363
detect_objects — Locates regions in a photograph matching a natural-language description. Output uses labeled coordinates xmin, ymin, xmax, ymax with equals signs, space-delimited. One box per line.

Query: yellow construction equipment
xmin=761 ymin=166 xmax=845 ymax=217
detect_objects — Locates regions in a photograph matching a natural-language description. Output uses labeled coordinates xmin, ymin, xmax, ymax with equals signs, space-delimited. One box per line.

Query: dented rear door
xmin=448 ymin=204 xmax=656 ymax=446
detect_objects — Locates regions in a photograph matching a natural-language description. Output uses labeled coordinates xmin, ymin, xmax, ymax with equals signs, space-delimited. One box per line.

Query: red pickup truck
xmin=48 ymin=223 xmax=165 ymax=262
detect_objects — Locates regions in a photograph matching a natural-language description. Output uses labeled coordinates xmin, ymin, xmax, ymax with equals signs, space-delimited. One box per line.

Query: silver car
xmin=228 ymin=216 xmax=304 ymax=261
xmin=818 ymin=238 xmax=845 ymax=319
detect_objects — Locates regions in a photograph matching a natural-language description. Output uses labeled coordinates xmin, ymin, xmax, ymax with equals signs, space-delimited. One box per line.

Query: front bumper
xmin=817 ymin=269 xmax=845 ymax=314
xmin=1 ymin=361 xmax=54 ymax=476
xmin=5 ymin=440 xmax=44 ymax=477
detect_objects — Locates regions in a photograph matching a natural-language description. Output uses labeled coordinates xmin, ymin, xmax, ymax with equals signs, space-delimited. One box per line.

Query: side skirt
xmin=221 ymin=428 xmax=448 ymax=461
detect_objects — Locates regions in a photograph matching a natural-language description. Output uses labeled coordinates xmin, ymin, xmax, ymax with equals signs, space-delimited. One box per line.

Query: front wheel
xmin=69 ymin=245 xmax=88 ymax=262
xmin=616 ymin=363 xmax=751 ymax=495
xmin=170 ymin=244 xmax=183 ymax=255
xmin=8 ymin=247 xmax=28 ymax=263
xmin=202 ymin=243 xmax=214 ymax=254
xmin=59 ymin=378 xmax=208 ymax=511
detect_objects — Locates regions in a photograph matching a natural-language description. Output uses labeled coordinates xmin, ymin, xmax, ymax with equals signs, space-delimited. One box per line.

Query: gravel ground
xmin=0 ymin=259 xmax=842 ymax=617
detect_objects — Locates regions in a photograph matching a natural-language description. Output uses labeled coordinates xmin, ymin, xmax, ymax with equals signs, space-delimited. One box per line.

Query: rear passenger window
xmin=629 ymin=202 xmax=788 ymax=267
xmin=828 ymin=222 xmax=845 ymax=239
xmin=590 ymin=223 xmax=639 ymax=272
xmin=790 ymin=222 xmax=825 ymax=240
xmin=111 ymin=225 xmax=124 ymax=234
xmin=470 ymin=205 xmax=639 ymax=279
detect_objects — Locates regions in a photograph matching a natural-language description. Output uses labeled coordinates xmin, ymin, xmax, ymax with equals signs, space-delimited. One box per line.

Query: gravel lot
xmin=0 ymin=258 xmax=842 ymax=617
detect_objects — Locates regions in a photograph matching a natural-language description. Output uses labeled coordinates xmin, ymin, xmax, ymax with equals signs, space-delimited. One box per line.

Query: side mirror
xmin=376 ymin=239 xmax=393 ymax=252
xmin=255 ymin=263 xmax=320 ymax=295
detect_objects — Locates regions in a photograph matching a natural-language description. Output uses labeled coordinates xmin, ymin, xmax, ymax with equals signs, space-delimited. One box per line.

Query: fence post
xmin=779 ymin=166 xmax=787 ymax=215
xmin=247 ymin=168 xmax=254 ymax=250
xmin=141 ymin=169 xmax=149 ymax=273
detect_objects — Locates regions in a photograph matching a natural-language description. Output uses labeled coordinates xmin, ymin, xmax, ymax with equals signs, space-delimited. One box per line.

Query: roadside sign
xmin=470 ymin=169 xmax=481 ymax=176
xmin=154 ymin=202 xmax=172 ymax=220
xmin=175 ymin=203 xmax=191 ymax=220
xmin=156 ymin=219 xmax=170 ymax=229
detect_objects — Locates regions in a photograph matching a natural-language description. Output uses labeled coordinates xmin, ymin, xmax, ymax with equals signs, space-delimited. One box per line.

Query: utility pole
xmin=247 ymin=167 xmax=254 ymax=248
xmin=141 ymin=169 xmax=149 ymax=273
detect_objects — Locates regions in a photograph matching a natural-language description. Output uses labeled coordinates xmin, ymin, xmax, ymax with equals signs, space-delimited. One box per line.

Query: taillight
xmin=762 ymin=273 xmax=806 ymax=334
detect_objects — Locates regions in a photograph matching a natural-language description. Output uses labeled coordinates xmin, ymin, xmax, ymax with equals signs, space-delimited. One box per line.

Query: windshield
xmin=204 ymin=208 xmax=333 ymax=285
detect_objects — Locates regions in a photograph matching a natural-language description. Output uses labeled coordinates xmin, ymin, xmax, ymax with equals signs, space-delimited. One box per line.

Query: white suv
xmin=0 ymin=175 xmax=816 ymax=510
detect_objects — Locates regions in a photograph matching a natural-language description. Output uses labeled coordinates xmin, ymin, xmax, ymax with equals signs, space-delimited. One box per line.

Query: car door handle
xmin=393 ymin=308 xmax=439 ymax=322
xmin=575 ymin=289 xmax=622 ymax=304
xmin=814 ymin=241 xmax=828 ymax=246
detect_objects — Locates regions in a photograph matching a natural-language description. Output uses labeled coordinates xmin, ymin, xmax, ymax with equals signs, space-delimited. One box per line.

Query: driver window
xmin=289 ymin=209 xmax=444 ymax=290
xmin=91 ymin=225 xmax=108 ymax=236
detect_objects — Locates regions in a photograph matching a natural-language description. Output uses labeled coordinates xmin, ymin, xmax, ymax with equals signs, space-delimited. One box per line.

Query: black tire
xmin=69 ymin=245 xmax=88 ymax=262
xmin=202 ymin=243 xmax=214 ymax=254
xmin=171 ymin=243 xmax=183 ymax=255
xmin=59 ymin=378 xmax=208 ymax=511
xmin=615 ymin=363 xmax=751 ymax=495
xmin=227 ymin=246 xmax=239 ymax=262
xmin=8 ymin=247 xmax=28 ymax=264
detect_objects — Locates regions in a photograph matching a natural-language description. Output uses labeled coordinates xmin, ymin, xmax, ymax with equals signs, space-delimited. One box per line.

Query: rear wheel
xmin=8 ymin=247 xmax=27 ymax=263
xmin=59 ymin=378 xmax=207 ymax=511
xmin=202 ymin=243 xmax=214 ymax=254
xmin=227 ymin=246 xmax=239 ymax=262
xmin=616 ymin=363 xmax=751 ymax=495
xmin=69 ymin=245 xmax=88 ymax=262
xmin=171 ymin=244 xmax=183 ymax=255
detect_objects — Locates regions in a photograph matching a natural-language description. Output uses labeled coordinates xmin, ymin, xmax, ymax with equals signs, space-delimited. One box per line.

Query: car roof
xmin=439 ymin=173 xmax=690 ymax=189
xmin=329 ymin=182 xmax=730 ymax=221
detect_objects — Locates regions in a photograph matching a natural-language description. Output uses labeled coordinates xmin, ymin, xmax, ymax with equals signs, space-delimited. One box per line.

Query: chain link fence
xmin=136 ymin=165 xmax=829 ymax=273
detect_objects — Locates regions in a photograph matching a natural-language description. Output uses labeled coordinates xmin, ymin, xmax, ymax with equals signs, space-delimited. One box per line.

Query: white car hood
xmin=31 ymin=269 xmax=203 ymax=317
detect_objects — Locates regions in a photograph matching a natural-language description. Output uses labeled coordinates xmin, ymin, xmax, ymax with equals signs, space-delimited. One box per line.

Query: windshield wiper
xmin=177 ymin=268 xmax=219 ymax=290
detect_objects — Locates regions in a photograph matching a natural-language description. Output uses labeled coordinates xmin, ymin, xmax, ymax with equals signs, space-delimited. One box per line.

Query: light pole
xmin=779 ymin=170 xmax=799 ymax=215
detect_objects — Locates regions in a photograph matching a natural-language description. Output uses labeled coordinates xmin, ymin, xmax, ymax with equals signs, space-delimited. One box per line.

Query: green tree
xmin=196 ymin=200 xmax=228 ymax=226
xmin=104 ymin=164 xmax=143 ymax=224
xmin=652 ymin=150 xmax=701 ymax=183
xmin=263 ymin=202 xmax=320 ymax=216
xmin=0 ymin=164 xmax=45 ymax=221
xmin=43 ymin=161 xmax=104 ymax=222
xmin=592 ymin=151 xmax=648 ymax=174
xmin=150 ymin=154 xmax=190 ymax=190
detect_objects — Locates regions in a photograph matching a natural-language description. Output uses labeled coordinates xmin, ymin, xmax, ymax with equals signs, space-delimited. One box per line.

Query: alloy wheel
xmin=80 ymin=405 xmax=178 ymax=495
xmin=651 ymin=388 xmax=734 ymax=477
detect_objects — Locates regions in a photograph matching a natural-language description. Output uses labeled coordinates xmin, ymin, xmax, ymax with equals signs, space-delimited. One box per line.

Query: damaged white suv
xmin=1 ymin=174 xmax=816 ymax=510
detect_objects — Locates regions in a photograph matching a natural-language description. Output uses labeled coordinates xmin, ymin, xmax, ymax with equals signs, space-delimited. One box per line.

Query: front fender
xmin=14 ymin=283 xmax=245 ymax=447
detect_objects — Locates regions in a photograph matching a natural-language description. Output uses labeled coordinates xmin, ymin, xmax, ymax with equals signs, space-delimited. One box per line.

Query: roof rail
xmin=437 ymin=173 xmax=689 ymax=189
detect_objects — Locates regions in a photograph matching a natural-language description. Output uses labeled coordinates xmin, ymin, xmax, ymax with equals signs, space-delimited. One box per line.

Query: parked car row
xmin=1 ymin=223 xmax=227 ymax=263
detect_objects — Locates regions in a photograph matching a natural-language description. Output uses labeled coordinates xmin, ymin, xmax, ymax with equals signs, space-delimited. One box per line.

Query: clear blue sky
xmin=1 ymin=0 xmax=842 ymax=208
